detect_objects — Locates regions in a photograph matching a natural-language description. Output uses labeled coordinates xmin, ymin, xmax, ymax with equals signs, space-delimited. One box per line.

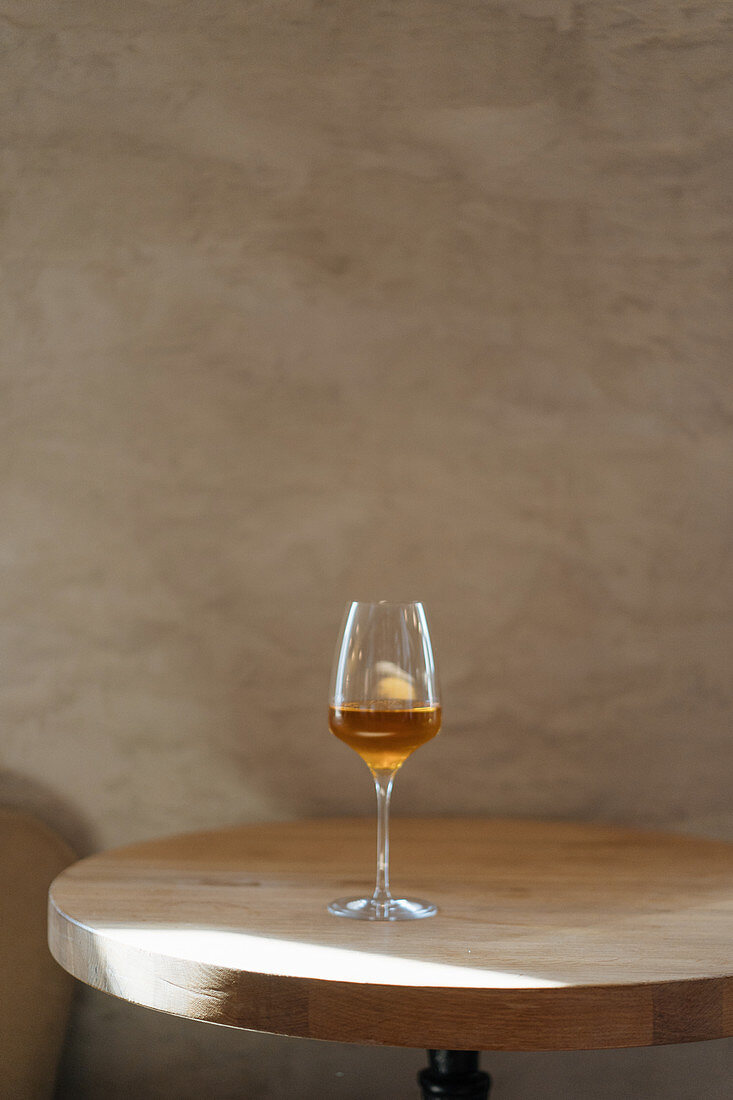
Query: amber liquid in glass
xmin=329 ymin=703 xmax=441 ymax=772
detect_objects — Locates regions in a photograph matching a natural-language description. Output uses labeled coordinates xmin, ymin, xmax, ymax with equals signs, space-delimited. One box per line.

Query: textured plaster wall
xmin=2 ymin=1 xmax=733 ymax=1096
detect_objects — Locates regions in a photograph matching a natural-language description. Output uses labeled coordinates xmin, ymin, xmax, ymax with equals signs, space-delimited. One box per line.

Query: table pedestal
xmin=418 ymin=1050 xmax=491 ymax=1099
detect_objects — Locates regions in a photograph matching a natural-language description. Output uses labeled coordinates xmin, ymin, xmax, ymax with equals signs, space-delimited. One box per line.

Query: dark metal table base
xmin=418 ymin=1050 xmax=492 ymax=1099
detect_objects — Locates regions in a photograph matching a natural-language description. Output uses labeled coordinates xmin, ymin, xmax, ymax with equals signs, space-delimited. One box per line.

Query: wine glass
xmin=327 ymin=600 xmax=441 ymax=920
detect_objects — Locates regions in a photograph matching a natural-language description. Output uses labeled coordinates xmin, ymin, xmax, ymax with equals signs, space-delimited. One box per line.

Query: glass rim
xmin=344 ymin=599 xmax=426 ymax=609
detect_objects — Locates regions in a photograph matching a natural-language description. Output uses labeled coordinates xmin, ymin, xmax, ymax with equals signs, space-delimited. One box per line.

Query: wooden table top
xmin=48 ymin=818 xmax=733 ymax=1051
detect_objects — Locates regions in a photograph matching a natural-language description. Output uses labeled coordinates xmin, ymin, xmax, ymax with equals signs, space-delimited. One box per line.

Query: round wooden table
xmin=48 ymin=818 xmax=733 ymax=1098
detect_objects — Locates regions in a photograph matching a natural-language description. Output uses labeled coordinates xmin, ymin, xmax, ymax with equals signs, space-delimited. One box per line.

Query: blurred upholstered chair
xmin=0 ymin=807 xmax=76 ymax=1098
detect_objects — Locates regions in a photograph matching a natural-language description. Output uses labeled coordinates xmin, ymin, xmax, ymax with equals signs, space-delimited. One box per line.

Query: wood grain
xmin=48 ymin=818 xmax=733 ymax=1050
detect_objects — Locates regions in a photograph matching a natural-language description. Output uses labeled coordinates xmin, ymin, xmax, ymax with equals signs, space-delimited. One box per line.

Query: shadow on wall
xmin=0 ymin=770 xmax=96 ymax=858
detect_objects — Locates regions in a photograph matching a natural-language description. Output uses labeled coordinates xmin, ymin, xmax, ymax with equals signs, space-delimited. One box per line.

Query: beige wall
xmin=3 ymin=1 xmax=732 ymax=1095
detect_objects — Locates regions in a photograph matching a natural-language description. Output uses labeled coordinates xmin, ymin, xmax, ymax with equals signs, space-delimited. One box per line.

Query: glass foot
xmin=328 ymin=896 xmax=437 ymax=921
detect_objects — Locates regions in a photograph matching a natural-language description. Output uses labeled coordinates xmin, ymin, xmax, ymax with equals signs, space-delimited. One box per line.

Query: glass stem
xmin=372 ymin=769 xmax=396 ymax=916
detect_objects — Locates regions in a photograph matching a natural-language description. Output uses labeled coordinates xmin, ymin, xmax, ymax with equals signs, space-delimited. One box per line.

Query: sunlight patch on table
xmin=94 ymin=924 xmax=565 ymax=988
